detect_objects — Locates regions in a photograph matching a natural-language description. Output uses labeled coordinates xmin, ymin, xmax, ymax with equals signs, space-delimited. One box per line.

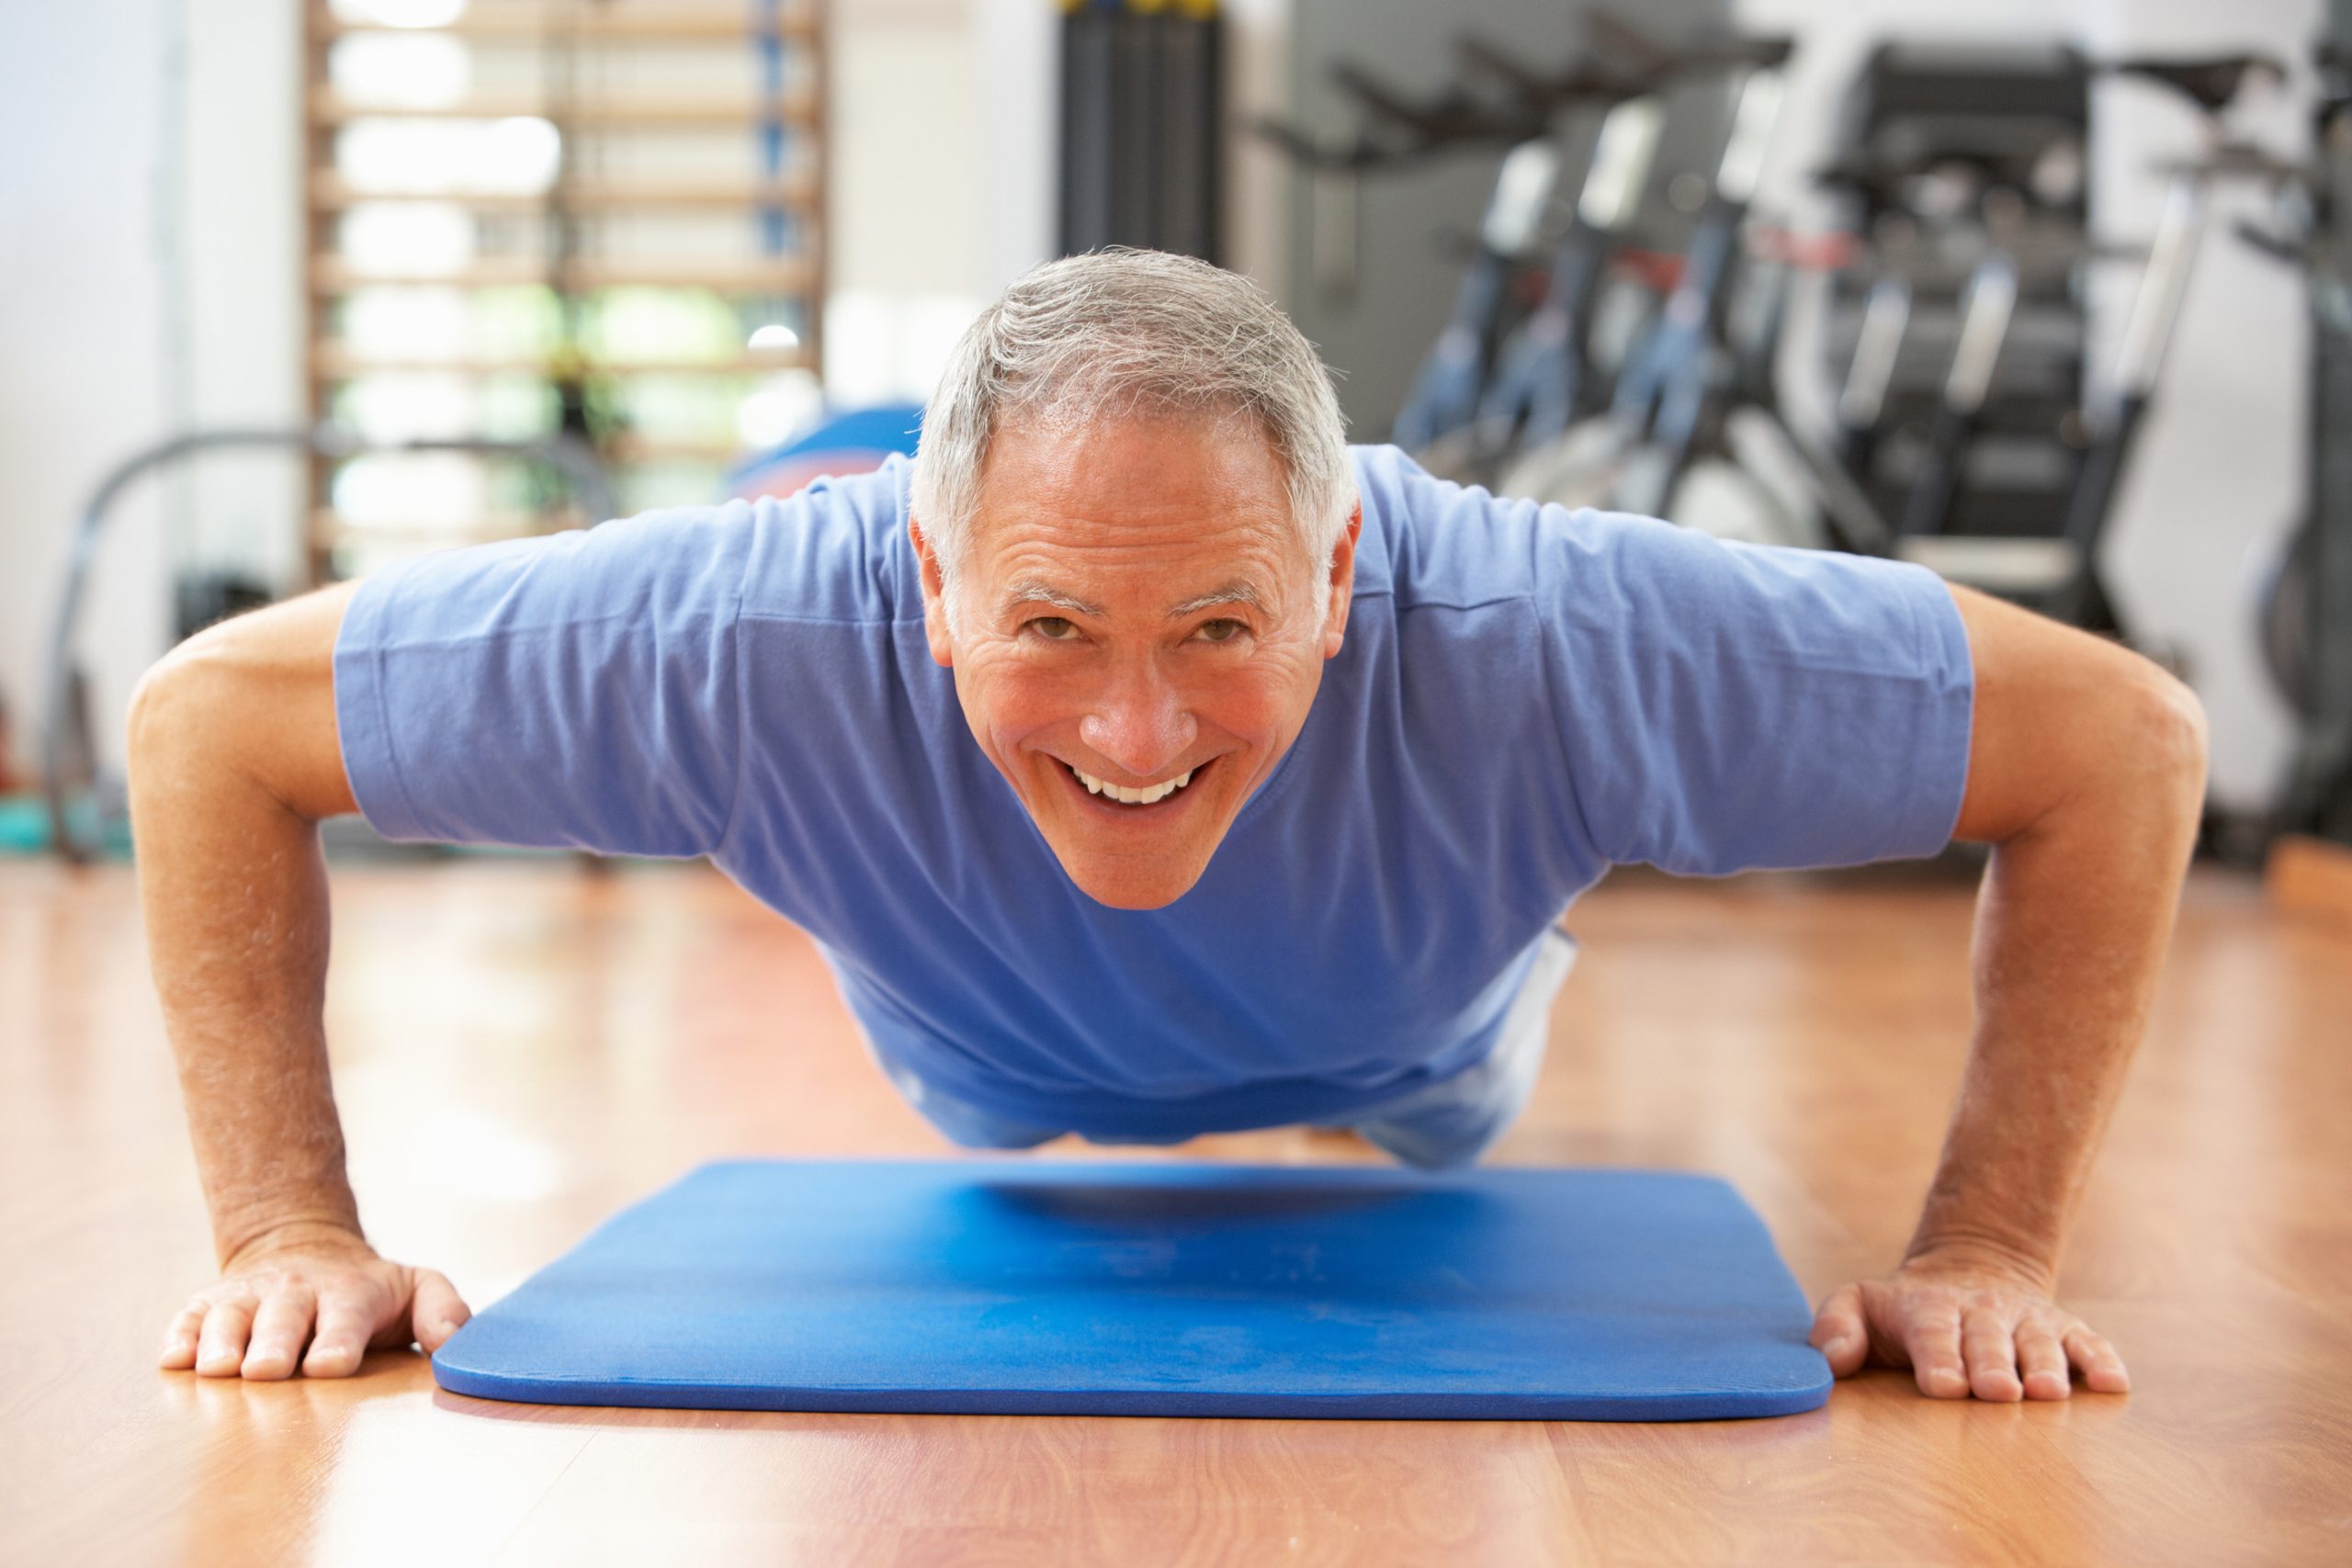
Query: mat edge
xmin=431 ymin=1357 xmax=1833 ymax=1423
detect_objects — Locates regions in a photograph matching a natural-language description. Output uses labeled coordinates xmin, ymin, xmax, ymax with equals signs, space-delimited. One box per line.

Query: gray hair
xmin=910 ymin=248 xmax=1354 ymax=623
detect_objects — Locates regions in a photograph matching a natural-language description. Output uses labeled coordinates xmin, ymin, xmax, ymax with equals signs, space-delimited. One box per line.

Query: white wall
xmin=176 ymin=0 xmax=307 ymax=590
xmin=0 ymin=0 xmax=302 ymax=788
xmin=0 ymin=0 xmax=175 ymax=785
xmin=824 ymin=0 xmax=987 ymax=402
xmin=971 ymin=0 xmax=1058 ymax=295
xmin=821 ymin=0 xmax=1060 ymax=403
xmin=1222 ymin=0 xmax=1295 ymax=298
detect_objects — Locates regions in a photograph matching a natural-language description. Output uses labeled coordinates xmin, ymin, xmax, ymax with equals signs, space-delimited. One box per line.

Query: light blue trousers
xmin=865 ymin=928 xmax=1579 ymax=1171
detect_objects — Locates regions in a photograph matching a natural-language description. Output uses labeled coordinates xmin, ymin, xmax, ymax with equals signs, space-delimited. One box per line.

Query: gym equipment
xmin=1256 ymin=20 xmax=1798 ymax=468
xmin=1256 ymin=40 xmax=1569 ymax=454
xmin=1444 ymin=26 xmax=1913 ymax=557
xmin=1061 ymin=1 xmax=1226 ymax=263
xmin=41 ymin=426 xmax=615 ymax=864
xmin=1251 ymin=38 xmax=1556 ymax=176
xmin=432 ymin=1159 xmax=1833 ymax=1420
xmin=1896 ymin=248 xmax=2020 ymax=539
xmin=1819 ymin=45 xmax=2283 ymax=652
xmin=1390 ymin=137 xmax=1565 ymax=453
xmin=726 ymin=402 xmax=922 ymax=502
xmin=1393 ymin=33 xmax=1709 ymax=464
xmin=2243 ymin=5 xmax=2352 ymax=845
xmin=1498 ymin=45 xmax=1807 ymax=527
xmin=2040 ymin=160 xmax=2214 ymax=629
xmin=1430 ymin=88 xmax=1667 ymax=482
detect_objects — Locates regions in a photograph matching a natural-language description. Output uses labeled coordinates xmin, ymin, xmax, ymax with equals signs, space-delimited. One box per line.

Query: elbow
xmin=2132 ymin=669 xmax=2210 ymax=817
xmin=126 ymin=649 xmax=202 ymax=789
xmin=127 ymin=596 xmax=357 ymax=824
xmin=126 ymin=637 xmax=235 ymax=791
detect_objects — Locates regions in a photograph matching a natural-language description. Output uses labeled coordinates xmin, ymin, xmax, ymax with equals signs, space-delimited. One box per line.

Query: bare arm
xmin=1811 ymin=582 xmax=2208 ymax=1400
xmin=130 ymin=582 xmax=469 ymax=1379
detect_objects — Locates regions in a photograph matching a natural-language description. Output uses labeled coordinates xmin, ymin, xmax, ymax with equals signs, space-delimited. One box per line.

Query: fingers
xmin=193 ymin=1292 xmax=258 ymax=1378
xmin=1961 ymin=1303 xmax=2023 ymax=1402
xmin=240 ymin=1281 xmax=319 ymax=1381
xmin=160 ymin=1299 xmax=208 ymax=1371
xmin=1809 ymin=1283 xmax=1870 ymax=1377
xmin=409 ymin=1269 xmax=471 ymax=1355
xmin=1830 ymin=1261 xmax=2130 ymax=1404
xmin=162 ymin=1252 xmax=471 ymax=1382
xmin=2064 ymin=1325 xmax=2131 ymax=1394
xmin=1905 ymin=1305 xmax=1971 ymax=1399
xmin=301 ymin=1289 xmax=379 ymax=1378
xmin=2016 ymin=1318 xmax=2072 ymax=1401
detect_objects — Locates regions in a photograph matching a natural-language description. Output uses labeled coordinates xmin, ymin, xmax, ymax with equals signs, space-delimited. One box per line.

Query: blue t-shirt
xmin=334 ymin=446 xmax=1973 ymax=1136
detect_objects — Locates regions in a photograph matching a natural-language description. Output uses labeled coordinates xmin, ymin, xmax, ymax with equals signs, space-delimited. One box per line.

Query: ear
xmin=908 ymin=514 xmax=956 ymax=668
xmin=1320 ymin=502 xmax=1364 ymax=660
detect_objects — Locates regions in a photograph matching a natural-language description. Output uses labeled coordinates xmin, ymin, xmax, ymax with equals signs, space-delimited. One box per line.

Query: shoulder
xmin=1340 ymin=450 xmax=1956 ymax=705
xmin=1347 ymin=443 xmax=1568 ymax=613
xmin=370 ymin=456 xmax=922 ymax=634
xmin=735 ymin=454 xmax=922 ymax=626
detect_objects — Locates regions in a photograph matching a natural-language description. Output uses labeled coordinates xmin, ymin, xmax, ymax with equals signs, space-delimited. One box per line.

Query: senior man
xmin=132 ymin=250 xmax=2203 ymax=1403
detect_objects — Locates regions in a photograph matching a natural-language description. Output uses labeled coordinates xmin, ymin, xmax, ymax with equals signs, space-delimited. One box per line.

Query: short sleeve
xmin=332 ymin=504 xmax=752 ymax=857
xmin=1535 ymin=509 xmax=1974 ymax=876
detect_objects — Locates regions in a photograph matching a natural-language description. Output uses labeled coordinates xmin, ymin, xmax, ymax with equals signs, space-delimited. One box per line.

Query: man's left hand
xmin=1808 ymin=1250 xmax=2131 ymax=1401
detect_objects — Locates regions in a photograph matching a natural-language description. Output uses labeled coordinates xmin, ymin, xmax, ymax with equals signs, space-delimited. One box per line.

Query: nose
xmin=1078 ymin=656 xmax=1197 ymax=780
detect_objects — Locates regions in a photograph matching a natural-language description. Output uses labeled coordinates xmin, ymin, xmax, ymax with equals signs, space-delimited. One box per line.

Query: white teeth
xmin=1070 ymin=764 xmax=1195 ymax=807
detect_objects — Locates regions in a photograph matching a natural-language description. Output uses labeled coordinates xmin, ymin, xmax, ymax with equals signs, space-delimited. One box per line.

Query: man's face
xmin=912 ymin=414 xmax=1360 ymax=910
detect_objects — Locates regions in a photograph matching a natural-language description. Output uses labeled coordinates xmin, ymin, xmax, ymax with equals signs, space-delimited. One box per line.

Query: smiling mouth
xmin=1063 ymin=759 xmax=1206 ymax=807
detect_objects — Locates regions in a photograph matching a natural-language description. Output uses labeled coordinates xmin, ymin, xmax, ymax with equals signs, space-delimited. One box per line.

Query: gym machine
xmin=1256 ymin=32 xmax=1615 ymax=457
xmin=1497 ymin=39 xmax=1794 ymax=523
xmin=2244 ymin=5 xmax=2352 ymax=846
xmin=1255 ymin=17 xmax=1800 ymax=475
xmin=1820 ymin=46 xmax=2284 ymax=657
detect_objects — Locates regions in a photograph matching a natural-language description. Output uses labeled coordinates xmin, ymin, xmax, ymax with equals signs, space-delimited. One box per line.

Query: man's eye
xmin=1026 ymin=616 xmax=1080 ymax=640
xmin=1193 ymin=619 xmax=1247 ymax=644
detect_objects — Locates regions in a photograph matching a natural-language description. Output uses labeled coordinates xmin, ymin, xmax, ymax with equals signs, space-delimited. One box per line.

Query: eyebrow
xmin=996 ymin=579 xmax=1269 ymax=621
xmin=1163 ymin=581 xmax=1267 ymax=619
xmin=997 ymin=580 xmax=1106 ymax=619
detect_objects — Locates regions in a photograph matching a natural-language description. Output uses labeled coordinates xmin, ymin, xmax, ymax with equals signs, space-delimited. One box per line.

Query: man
xmin=131 ymin=250 xmax=2204 ymax=1402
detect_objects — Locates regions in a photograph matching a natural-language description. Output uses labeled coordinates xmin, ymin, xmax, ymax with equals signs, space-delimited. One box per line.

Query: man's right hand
xmin=159 ymin=1222 xmax=472 ymax=1381
xmin=131 ymin=585 xmax=454 ymax=1383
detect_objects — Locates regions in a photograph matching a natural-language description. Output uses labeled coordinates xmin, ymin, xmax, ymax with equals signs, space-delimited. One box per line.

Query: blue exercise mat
xmin=432 ymin=1160 xmax=1832 ymax=1420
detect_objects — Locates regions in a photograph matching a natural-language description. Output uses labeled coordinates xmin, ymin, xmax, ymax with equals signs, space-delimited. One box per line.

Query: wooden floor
xmin=2 ymin=855 xmax=2347 ymax=1566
